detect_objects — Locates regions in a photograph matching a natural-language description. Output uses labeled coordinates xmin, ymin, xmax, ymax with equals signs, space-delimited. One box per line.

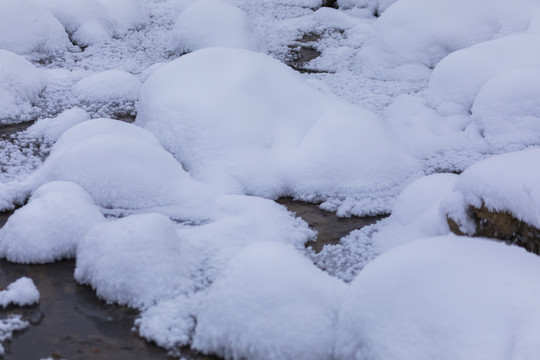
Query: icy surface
xmin=336 ymin=235 xmax=540 ymax=360
xmin=0 ymin=277 xmax=40 ymax=307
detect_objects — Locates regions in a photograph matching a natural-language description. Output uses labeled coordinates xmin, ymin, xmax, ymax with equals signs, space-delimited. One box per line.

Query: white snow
xmin=24 ymin=108 xmax=90 ymax=143
xmin=74 ymin=70 xmax=142 ymax=104
xmin=336 ymin=235 xmax=540 ymax=360
xmin=0 ymin=181 xmax=105 ymax=263
xmin=168 ymin=0 xmax=260 ymax=53
xmin=0 ymin=277 xmax=40 ymax=307
xmin=0 ymin=0 xmax=70 ymax=59
xmin=428 ymin=33 xmax=540 ymax=116
xmin=441 ymin=148 xmax=540 ymax=233
xmin=0 ymin=315 xmax=29 ymax=356
xmin=137 ymin=47 xmax=422 ymax=216
xmin=472 ymin=65 xmax=540 ymax=150
xmin=192 ymin=241 xmax=346 ymax=360
xmin=360 ymin=0 xmax=540 ymax=79
xmin=0 ymin=50 xmax=46 ymax=123
xmin=2 ymin=0 xmax=540 ymax=358
xmin=36 ymin=0 xmax=147 ymax=46
xmin=372 ymin=173 xmax=457 ymax=253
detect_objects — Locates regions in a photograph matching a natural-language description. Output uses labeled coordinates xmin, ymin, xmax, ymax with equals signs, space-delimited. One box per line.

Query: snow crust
xmin=0 ymin=0 xmax=70 ymax=59
xmin=441 ymin=148 xmax=540 ymax=233
xmin=0 ymin=277 xmax=40 ymax=307
xmin=0 ymin=50 xmax=46 ymax=123
xmin=137 ymin=47 xmax=422 ymax=215
xmin=192 ymin=241 xmax=346 ymax=360
xmin=168 ymin=0 xmax=260 ymax=53
xmin=336 ymin=235 xmax=540 ymax=360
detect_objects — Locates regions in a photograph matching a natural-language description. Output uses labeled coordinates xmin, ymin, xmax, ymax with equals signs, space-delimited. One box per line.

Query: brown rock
xmin=447 ymin=203 xmax=540 ymax=255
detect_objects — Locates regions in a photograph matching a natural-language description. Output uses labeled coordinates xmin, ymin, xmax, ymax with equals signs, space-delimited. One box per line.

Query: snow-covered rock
xmin=192 ymin=241 xmax=346 ymax=360
xmin=471 ymin=65 xmax=540 ymax=150
xmin=137 ymin=47 xmax=421 ymax=215
xmin=373 ymin=173 xmax=457 ymax=252
xmin=168 ymin=0 xmax=260 ymax=53
xmin=360 ymin=0 xmax=540 ymax=78
xmin=0 ymin=277 xmax=40 ymax=307
xmin=33 ymin=118 xmax=215 ymax=211
xmin=37 ymin=0 xmax=147 ymax=46
xmin=442 ymin=148 xmax=540 ymax=234
xmin=0 ymin=0 xmax=70 ymax=59
xmin=74 ymin=70 xmax=141 ymax=117
xmin=0 ymin=181 xmax=105 ymax=263
xmin=24 ymin=108 xmax=90 ymax=142
xmin=428 ymin=33 xmax=540 ymax=115
xmin=0 ymin=50 xmax=46 ymax=123
xmin=336 ymin=235 xmax=540 ymax=360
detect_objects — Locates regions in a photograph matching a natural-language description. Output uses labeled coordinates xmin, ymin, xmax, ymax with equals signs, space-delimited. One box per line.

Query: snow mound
xmin=428 ymin=33 xmax=540 ymax=115
xmin=472 ymin=65 xmax=540 ymax=149
xmin=373 ymin=173 xmax=457 ymax=252
xmin=24 ymin=108 xmax=90 ymax=143
xmin=441 ymin=148 xmax=540 ymax=233
xmin=37 ymin=0 xmax=147 ymax=46
xmin=0 ymin=277 xmax=40 ymax=307
xmin=0 ymin=0 xmax=70 ymax=59
xmin=0 ymin=50 xmax=46 ymax=123
xmin=137 ymin=47 xmax=421 ymax=216
xmin=75 ymin=213 xmax=185 ymax=308
xmin=192 ymin=241 xmax=346 ymax=360
xmin=336 ymin=235 xmax=540 ymax=360
xmin=74 ymin=70 xmax=141 ymax=118
xmin=169 ymin=0 xmax=260 ymax=53
xmin=33 ymin=118 xmax=214 ymax=211
xmin=360 ymin=0 xmax=539 ymax=78
xmin=0 ymin=181 xmax=105 ymax=263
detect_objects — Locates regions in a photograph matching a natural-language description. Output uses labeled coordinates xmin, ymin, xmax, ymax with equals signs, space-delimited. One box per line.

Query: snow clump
xmin=0 ymin=277 xmax=40 ymax=307
xmin=0 ymin=50 xmax=46 ymax=123
xmin=441 ymin=148 xmax=540 ymax=234
xmin=137 ymin=47 xmax=422 ymax=216
xmin=0 ymin=181 xmax=105 ymax=263
xmin=0 ymin=0 xmax=70 ymax=60
xmin=168 ymin=0 xmax=260 ymax=54
xmin=192 ymin=241 xmax=347 ymax=360
xmin=360 ymin=0 xmax=540 ymax=79
xmin=0 ymin=315 xmax=29 ymax=356
xmin=336 ymin=235 xmax=540 ymax=360
xmin=37 ymin=0 xmax=147 ymax=46
xmin=74 ymin=70 xmax=142 ymax=118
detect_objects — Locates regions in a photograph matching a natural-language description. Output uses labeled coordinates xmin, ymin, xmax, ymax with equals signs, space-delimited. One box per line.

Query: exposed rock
xmin=448 ymin=203 xmax=540 ymax=255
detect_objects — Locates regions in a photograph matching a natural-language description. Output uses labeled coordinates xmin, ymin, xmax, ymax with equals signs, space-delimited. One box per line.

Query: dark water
xmin=277 ymin=198 xmax=385 ymax=252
